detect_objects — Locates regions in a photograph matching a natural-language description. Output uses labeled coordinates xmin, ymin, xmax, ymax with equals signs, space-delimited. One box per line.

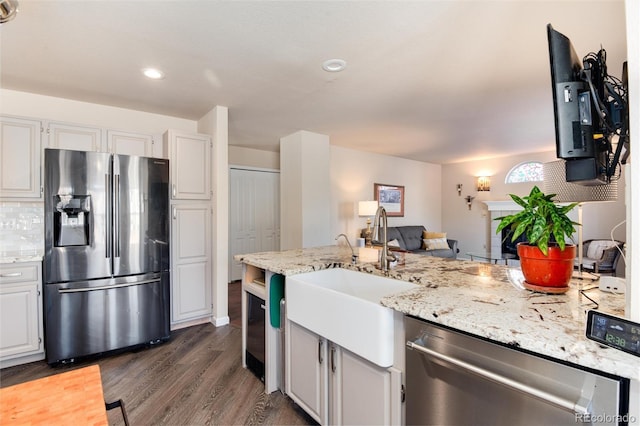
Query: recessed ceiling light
xmin=142 ymin=68 xmax=165 ymax=80
xmin=322 ymin=59 xmax=347 ymax=73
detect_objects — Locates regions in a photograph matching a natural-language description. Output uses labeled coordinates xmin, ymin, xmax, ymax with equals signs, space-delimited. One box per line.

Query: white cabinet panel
xmin=164 ymin=130 xmax=211 ymax=200
xmin=107 ymin=130 xmax=153 ymax=157
xmin=0 ymin=263 xmax=44 ymax=366
xmin=173 ymin=262 xmax=209 ymax=320
xmin=287 ymin=321 xmax=328 ymax=424
xmin=170 ymin=203 xmax=212 ymax=324
xmin=47 ymin=122 xmax=103 ymax=152
xmin=333 ymin=346 xmax=395 ymax=425
xmin=0 ymin=117 xmax=42 ymax=199
xmin=0 ymin=285 xmax=40 ymax=357
xmin=287 ymin=319 xmax=401 ymax=426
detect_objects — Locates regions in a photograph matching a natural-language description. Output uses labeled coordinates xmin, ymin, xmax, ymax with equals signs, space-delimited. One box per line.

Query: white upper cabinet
xmin=107 ymin=130 xmax=153 ymax=157
xmin=0 ymin=116 xmax=42 ymax=199
xmin=163 ymin=130 xmax=211 ymax=200
xmin=46 ymin=122 xmax=104 ymax=152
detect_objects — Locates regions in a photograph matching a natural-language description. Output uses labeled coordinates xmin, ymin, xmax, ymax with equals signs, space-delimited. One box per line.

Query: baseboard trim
xmin=171 ymin=316 xmax=212 ymax=331
xmin=212 ymin=315 xmax=230 ymax=327
xmin=0 ymin=352 xmax=46 ymax=369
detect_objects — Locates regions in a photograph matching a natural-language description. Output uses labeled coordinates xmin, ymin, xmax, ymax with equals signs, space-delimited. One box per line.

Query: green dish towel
xmin=269 ymin=274 xmax=285 ymax=328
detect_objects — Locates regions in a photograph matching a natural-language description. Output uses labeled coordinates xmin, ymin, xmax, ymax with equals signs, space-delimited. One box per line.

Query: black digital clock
xmin=586 ymin=310 xmax=640 ymax=357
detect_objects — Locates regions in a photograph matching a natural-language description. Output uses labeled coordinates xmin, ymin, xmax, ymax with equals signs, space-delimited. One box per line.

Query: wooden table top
xmin=0 ymin=364 xmax=108 ymax=425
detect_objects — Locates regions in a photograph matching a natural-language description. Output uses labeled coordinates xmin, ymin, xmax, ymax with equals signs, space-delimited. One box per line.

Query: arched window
xmin=505 ymin=161 xmax=544 ymax=183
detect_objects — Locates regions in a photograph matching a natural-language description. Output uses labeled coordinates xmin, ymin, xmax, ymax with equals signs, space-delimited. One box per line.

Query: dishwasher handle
xmin=406 ymin=340 xmax=592 ymax=416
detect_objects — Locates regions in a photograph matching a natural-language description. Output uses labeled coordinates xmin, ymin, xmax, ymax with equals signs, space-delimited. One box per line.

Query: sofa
xmin=364 ymin=225 xmax=458 ymax=259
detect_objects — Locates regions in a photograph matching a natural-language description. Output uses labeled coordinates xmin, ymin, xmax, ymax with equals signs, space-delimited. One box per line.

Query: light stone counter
xmin=235 ymin=246 xmax=639 ymax=381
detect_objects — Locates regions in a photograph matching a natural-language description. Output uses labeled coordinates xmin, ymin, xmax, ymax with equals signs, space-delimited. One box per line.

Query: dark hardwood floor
xmin=0 ymin=282 xmax=314 ymax=426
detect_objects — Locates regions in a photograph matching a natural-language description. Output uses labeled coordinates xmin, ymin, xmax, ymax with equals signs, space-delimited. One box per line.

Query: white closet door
xmin=229 ymin=168 xmax=280 ymax=282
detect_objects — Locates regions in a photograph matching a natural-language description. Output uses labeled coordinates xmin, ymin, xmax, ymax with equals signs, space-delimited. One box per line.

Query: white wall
xmin=625 ymin=0 xmax=639 ymax=321
xmin=229 ymin=145 xmax=279 ymax=170
xmin=441 ymin=151 xmax=627 ymax=257
xmin=280 ymin=131 xmax=331 ymax=249
xmin=198 ymin=106 xmax=230 ymax=327
xmin=330 ymin=146 xmax=442 ymax=243
xmin=0 ymin=89 xmax=196 ymax=135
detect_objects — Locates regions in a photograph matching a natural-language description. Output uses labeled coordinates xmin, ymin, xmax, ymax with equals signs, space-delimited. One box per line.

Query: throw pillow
xmin=423 ymin=238 xmax=449 ymax=251
xmin=388 ymin=239 xmax=400 ymax=247
xmin=423 ymin=230 xmax=447 ymax=239
xmin=423 ymin=231 xmax=446 ymax=249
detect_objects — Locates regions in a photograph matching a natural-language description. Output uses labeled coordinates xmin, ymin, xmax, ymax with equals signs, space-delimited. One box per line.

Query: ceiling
xmin=0 ymin=1 xmax=627 ymax=164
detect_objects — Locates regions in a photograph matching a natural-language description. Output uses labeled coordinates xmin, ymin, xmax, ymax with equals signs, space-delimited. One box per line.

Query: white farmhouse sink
xmin=286 ymin=268 xmax=416 ymax=367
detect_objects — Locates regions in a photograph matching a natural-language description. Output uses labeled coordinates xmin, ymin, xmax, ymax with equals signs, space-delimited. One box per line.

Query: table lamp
xmin=358 ymin=201 xmax=379 ymax=246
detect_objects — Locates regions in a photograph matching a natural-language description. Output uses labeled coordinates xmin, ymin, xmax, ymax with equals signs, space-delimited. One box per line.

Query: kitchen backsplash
xmin=0 ymin=202 xmax=44 ymax=258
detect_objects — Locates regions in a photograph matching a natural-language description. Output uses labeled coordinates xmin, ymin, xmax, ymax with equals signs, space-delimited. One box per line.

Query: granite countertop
xmin=235 ymin=246 xmax=639 ymax=381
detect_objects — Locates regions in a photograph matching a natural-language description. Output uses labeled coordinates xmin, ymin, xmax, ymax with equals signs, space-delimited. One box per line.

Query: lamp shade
xmin=0 ymin=0 xmax=19 ymax=23
xmin=477 ymin=176 xmax=491 ymax=191
xmin=358 ymin=201 xmax=378 ymax=217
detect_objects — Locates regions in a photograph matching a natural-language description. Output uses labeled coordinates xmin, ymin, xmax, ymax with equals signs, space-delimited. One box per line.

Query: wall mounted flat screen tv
xmin=546 ymin=24 xmax=629 ymax=185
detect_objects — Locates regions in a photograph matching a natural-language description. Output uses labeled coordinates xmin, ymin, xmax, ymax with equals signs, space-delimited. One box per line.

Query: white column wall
xmin=197 ymin=106 xmax=230 ymax=326
xmin=280 ymin=131 xmax=331 ymax=250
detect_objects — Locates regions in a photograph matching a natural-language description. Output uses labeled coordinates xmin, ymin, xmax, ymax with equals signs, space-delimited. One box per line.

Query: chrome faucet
xmin=335 ymin=233 xmax=358 ymax=264
xmin=372 ymin=206 xmax=398 ymax=271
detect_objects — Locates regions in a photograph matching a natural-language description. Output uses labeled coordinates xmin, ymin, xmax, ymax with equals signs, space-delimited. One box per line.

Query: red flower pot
xmin=517 ymin=242 xmax=576 ymax=293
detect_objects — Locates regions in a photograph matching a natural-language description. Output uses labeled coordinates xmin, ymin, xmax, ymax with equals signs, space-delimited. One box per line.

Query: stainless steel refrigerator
xmin=43 ymin=148 xmax=170 ymax=364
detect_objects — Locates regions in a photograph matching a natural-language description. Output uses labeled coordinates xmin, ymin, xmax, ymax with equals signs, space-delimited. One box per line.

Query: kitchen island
xmin=236 ymin=245 xmax=638 ymax=382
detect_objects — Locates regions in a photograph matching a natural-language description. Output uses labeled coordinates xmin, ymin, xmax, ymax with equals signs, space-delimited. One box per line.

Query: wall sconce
xmin=457 ymin=184 xmax=462 ymax=196
xmin=464 ymin=195 xmax=475 ymax=210
xmin=476 ymin=176 xmax=491 ymax=192
xmin=358 ymin=200 xmax=379 ymax=246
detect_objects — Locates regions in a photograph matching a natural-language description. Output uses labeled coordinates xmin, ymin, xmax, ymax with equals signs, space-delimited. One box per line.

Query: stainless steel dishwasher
xmin=405 ymin=316 xmax=629 ymax=426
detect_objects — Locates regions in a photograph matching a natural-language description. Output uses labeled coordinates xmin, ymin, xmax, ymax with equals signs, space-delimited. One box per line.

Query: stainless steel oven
xmin=405 ymin=316 xmax=629 ymax=426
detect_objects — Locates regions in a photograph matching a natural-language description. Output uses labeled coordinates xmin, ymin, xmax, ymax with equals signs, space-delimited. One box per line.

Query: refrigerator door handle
xmin=105 ymin=173 xmax=112 ymax=258
xmin=114 ymin=174 xmax=120 ymax=258
xmin=58 ymin=278 xmax=161 ymax=294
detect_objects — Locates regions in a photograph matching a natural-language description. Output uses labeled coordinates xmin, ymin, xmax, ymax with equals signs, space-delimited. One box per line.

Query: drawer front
xmin=0 ymin=264 xmax=40 ymax=284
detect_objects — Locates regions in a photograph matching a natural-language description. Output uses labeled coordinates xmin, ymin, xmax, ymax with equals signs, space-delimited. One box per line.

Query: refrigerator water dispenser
xmin=54 ymin=194 xmax=91 ymax=247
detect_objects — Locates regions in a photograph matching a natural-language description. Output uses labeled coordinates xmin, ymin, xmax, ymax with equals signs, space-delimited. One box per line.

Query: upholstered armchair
xmin=576 ymin=239 xmax=625 ymax=276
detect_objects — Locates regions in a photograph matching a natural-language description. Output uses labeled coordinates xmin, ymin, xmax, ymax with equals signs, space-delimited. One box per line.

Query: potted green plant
xmin=495 ymin=186 xmax=579 ymax=293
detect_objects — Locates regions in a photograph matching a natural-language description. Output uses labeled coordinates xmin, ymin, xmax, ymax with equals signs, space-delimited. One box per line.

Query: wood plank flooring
xmin=0 ymin=282 xmax=315 ymax=426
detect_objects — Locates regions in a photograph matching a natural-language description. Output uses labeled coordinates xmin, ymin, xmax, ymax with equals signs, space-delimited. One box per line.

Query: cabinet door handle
xmin=1 ymin=272 xmax=22 ymax=277
xmin=318 ymin=339 xmax=324 ymax=365
xmin=173 ymin=207 xmax=177 ymax=220
xmin=172 ymin=184 xmax=176 ymax=198
xmin=330 ymin=346 xmax=336 ymax=373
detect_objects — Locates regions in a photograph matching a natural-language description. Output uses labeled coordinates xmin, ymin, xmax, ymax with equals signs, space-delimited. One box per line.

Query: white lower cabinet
xmin=287 ymin=320 xmax=401 ymax=425
xmin=170 ymin=203 xmax=212 ymax=325
xmin=0 ymin=263 xmax=45 ymax=368
xmin=288 ymin=321 xmax=328 ymax=423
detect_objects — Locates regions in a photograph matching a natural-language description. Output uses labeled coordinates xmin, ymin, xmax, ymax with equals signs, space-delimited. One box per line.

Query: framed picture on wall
xmin=374 ymin=183 xmax=404 ymax=217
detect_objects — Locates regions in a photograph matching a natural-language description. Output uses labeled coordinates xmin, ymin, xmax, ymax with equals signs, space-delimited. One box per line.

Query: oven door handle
xmin=58 ymin=279 xmax=161 ymax=293
xmin=406 ymin=340 xmax=592 ymax=416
